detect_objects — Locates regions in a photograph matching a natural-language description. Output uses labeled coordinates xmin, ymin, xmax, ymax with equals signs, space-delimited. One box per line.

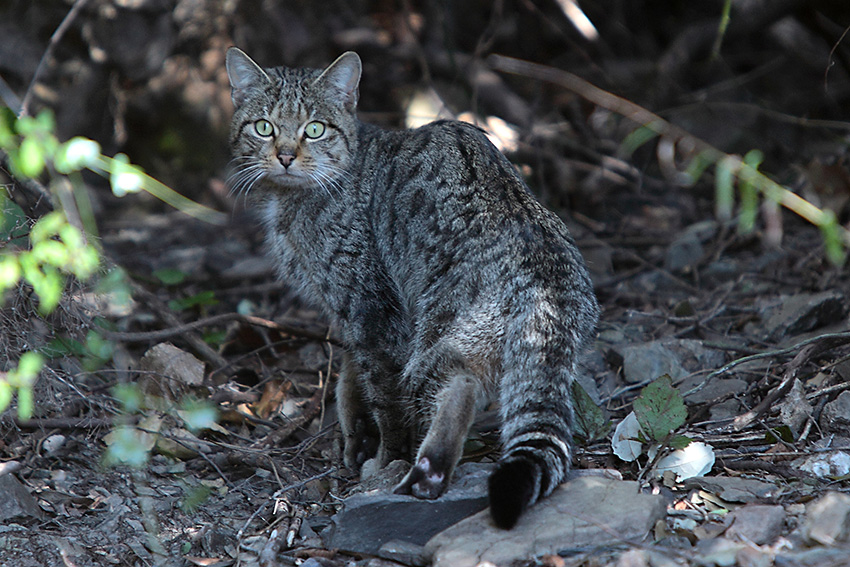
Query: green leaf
xmin=29 ymin=212 xmax=65 ymax=243
xmin=620 ymin=124 xmax=661 ymax=158
xmin=681 ymin=150 xmax=713 ymax=187
xmin=82 ymin=331 xmax=114 ymax=371
xmin=0 ymin=381 xmax=12 ymax=413
xmin=178 ymin=400 xmax=219 ymax=432
xmin=32 ymin=240 xmax=70 ymax=268
xmin=571 ymin=380 xmax=610 ymax=442
xmin=669 ymin=434 xmax=693 ymax=450
xmin=16 ymin=136 xmax=46 ymax=178
xmin=103 ymin=425 xmax=150 ymax=467
xmin=765 ymin=424 xmax=795 ymax=444
xmin=168 ymin=290 xmax=218 ymax=311
xmin=16 ymin=386 xmax=33 ymax=420
xmin=95 ymin=267 xmax=133 ymax=309
xmin=54 ymin=137 xmax=102 ymax=174
xmin=113 ymin=383 xmax=143 ymax=413
xmin=27 ymin=263 xmax=64 ymax=314
xmin=819 ymin=209 xmax=846 ymax=266
xmin=153 ymin=268 xmax=187 ymax=285
xmin=738 ymin=150 xmax=763 ymax=234
xmin=0 ymin=106 xmax=15 ymax=149
xmin=8 ymin=351 xmax=43 ymax=387
xmin=714 ymin=157 xmax=736 ymax=222
xmin=41 ymin=337 xmax=86 ymax=359
xmin=0 ymin=255 xmax=21 ymax=291
xmin=0 ymin=192 xmax=29 ymax=245
xmin=633 ymin=374 xmax=687 ymax=442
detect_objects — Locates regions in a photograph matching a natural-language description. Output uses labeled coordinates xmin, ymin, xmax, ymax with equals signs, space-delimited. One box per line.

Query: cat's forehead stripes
xmin=260 ymin=66 xmax=329 ymax=124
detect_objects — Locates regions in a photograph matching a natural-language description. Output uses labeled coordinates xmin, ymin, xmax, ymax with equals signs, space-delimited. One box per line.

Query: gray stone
xmin=665 ymin=221 xmax=718 ymax=273
xmin=724 ymin=505 xmax=786 ymax=545
xmin=821 ymin=390 xmax=850 ymax=435
xmin=804 ymin=491 xmax=850 ymax=545
xmin=0 ymin=473 xmax=43 ymax=521
xmin=377 ymin=539 xmax=429 ymax=566
xmin=619 ymin=339 xmax=725 ymax=385
xmin=665 ymin=233 xmax=704 ymax=273
xmin=794 ymin=450 xmax=850 ymax=478
xmin=694 ymin=537 xmax=745 ymax=567
xmin=778 ymin=379 xmax=813 ymax=437
xmin=620 ymin=341 xmax=687 ymax=384
xmin=774 ymin=546 xmax=850 ymax=566
xmin=425 ymin=476 xmax=667 ymax=567
xmin=323 ymin=462 xmax=490 ymax=555
xmin=683 ymin=476 xmax=777 ymax=503
xmin=763 ymin=291 xmax=848 ymax=340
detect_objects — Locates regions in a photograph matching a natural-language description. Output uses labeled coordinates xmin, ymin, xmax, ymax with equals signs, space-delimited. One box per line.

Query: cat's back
xmin=361 ymin=120 xmax=585 ymax=279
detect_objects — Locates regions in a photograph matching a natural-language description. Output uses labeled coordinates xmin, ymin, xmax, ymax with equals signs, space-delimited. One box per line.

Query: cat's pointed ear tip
xmin=338 ymin=51 xmax=362 ymax=68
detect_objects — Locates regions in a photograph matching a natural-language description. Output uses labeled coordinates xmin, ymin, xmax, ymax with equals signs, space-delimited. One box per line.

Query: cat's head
xmin=225 ymin=48 xmax=361 ymax=197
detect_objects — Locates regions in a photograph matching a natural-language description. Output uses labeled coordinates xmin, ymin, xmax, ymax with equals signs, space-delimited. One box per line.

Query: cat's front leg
xmin=337 ymin=353 xmax=379 ymax=469
xmin=346 ymin=348 xmax=411 ymax=475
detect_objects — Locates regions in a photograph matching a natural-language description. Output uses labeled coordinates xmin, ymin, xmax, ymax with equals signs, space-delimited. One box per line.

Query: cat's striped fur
xmin=225 ymin=48 xmax=599 ymax=529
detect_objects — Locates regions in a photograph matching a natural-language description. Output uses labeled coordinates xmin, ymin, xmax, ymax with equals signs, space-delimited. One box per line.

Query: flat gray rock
xmin=322 ymin=463 xmax=490 ymax=555
xmin=683 ymin=476 xmax=778 ymax=503
xmin=763 ymin=290 xmax=848 ymax=340
xmin=0 ymin=473 xmax=43 ymax=521
xmin=724 ymin=504 xmax=786 ymax=545
xmin=425 ymin=476 xmax=667 ymax=567
xmin=618 ymin=339 xmax=724 ymax=385
xmin=820 ymin=390 xmax=850 ymax=435
xmin=804 ymin=491 xmax=850 ymax=545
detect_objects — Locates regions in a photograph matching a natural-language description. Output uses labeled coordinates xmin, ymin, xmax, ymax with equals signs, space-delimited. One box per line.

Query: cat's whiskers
xmin=309 ymin=167 xmax=348 ymax=200
xmin=226 ymin=160 xmax=266 ymax=200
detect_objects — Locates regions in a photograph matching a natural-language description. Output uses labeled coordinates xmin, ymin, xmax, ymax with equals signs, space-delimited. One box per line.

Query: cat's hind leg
xmin=394 ymin=346 xmax=481 ymax=499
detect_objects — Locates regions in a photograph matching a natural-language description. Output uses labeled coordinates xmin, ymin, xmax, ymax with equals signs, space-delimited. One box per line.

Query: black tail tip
xmin=488 ymin=458 xmax=538 ymax=529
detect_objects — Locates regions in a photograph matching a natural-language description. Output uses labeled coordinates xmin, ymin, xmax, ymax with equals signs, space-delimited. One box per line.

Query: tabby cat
xmin=225 ymin=47 xmax=599 ymax=529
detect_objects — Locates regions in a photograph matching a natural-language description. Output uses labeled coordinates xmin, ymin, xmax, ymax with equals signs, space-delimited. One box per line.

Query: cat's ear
xmin=315 ymin=52 xmax=362 ymax=110
xmin=226 ymin=47 xmax=271 ymax=106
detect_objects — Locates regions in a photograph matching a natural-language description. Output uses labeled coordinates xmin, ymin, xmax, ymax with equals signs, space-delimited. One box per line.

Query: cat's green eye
xmin=254 ymin=119 xmax=274 ymax=137
xmin=304 ymin=121 xmax=326 ymax=139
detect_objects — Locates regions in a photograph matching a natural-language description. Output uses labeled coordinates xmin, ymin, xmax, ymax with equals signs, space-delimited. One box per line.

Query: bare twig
xmin=100 ymin=311 xmax=335 ymax=345
xmin=19 ymin=0 xmax=91 ymax=117
xmin=123 ymin=281 xmax=229 ymax=370
xmin=685 ymin=331 xmax=850 ymax=400
xmin=732 ymin=343 xmax=820 ymax=431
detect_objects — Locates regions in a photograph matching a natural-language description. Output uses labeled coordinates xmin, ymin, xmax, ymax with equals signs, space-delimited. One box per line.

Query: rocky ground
xmin=3 ymin=1 xmax=850 ymax=566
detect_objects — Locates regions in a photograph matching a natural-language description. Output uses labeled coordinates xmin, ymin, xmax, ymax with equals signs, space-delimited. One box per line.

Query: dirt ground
xmin=2 ymin=1 xmax=850 ymax=566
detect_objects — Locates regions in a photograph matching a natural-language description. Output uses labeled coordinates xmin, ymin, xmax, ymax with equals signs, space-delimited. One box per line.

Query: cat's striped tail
xmin=488 ymin=298 xmax=586 ymax=529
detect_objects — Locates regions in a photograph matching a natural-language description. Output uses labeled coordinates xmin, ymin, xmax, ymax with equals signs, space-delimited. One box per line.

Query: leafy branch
xmin=0 ymin=107 xmax=225 ymax=419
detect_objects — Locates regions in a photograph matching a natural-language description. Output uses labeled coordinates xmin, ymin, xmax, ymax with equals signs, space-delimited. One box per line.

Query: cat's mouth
xmin=267 ymin=162 xmax=307 ymax=183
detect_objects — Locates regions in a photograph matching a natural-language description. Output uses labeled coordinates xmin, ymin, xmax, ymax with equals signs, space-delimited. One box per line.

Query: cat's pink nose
xmin=279 ymin=153 xmax=296 ymax=168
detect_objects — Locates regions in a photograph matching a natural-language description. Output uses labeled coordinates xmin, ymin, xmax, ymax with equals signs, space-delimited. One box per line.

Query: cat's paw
xmin=393 ymin=457 xmax=447 ymax=499
xmin=342 ymin=418 xmax=380 ymax=470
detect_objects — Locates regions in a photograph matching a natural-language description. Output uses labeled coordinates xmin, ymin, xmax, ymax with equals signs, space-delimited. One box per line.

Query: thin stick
xmin=99 ymin=312 xmax=335 ymax=345
xmin=19 ymin=0 xmax=91 ymax=117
